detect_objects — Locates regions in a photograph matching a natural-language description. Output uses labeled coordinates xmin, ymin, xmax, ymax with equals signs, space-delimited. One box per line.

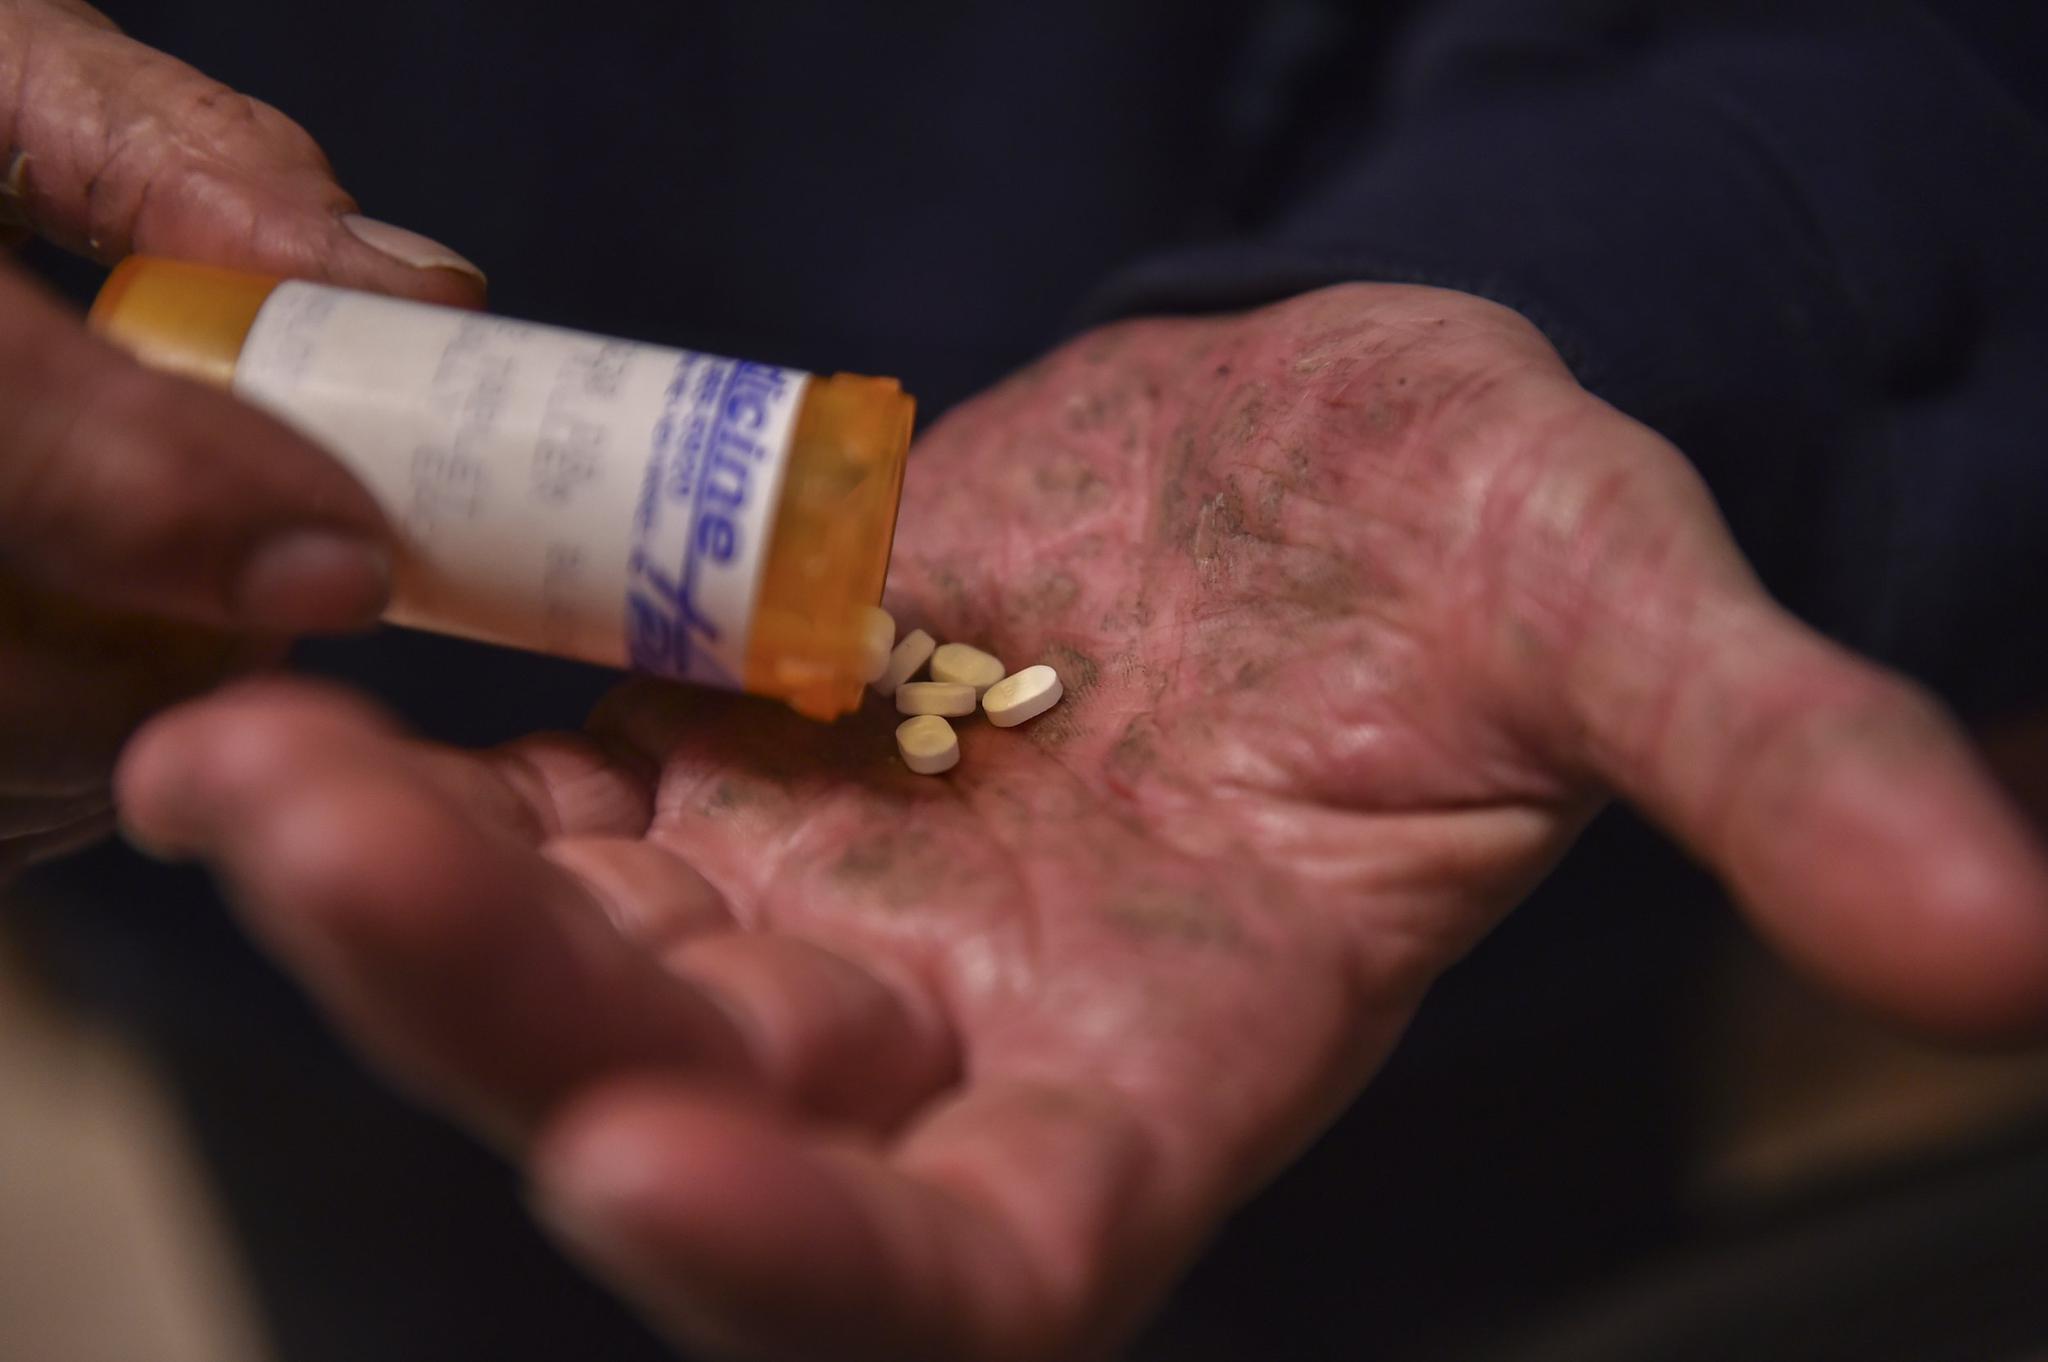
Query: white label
xmin=232 ymin=282 xmax=808 ymax=688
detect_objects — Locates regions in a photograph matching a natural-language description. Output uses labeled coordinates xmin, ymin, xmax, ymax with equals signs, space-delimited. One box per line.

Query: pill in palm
xmin=982 ymin=664 xmax=1063 ymax=728
xmin=876 ymin=627 xmax=935 ymax=696
xmin=895 ymin=681 xmax=977 ymax=717
xmin=859 ymin=606 xmax=896 ymax=684
xmin=930 ymin=642 xmax=1006 ymax=694
xmin=895 ymin=715 xmax=959 ymax=775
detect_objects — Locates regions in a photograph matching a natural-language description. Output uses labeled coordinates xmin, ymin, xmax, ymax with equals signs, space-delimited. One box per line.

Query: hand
xmin=0 ymin=0 xmax=485 ymax=871
xmin=116 ymin=284 xmax=2048 ymax=1360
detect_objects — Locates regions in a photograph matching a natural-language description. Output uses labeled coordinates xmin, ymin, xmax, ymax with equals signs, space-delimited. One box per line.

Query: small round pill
xmin=895 ymin=681 xmax=977 ymax=717
xmin=983 ymin=664 xmax=1063 ymax=728
xmin=930 ymin=642 xmax=1007 ymax=695
xmin=859 ymin=607 xmax=897 ymax=684
xmin=895 ymin=715 xmax=959 ymax=775
xmin=875 ymin=627 xmax=935 ymax=697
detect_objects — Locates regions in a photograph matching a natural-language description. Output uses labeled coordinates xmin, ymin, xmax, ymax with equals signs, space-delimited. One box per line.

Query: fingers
xmin=0 ymin=266 xmax=394 ymax=631
xmin=531 ymin=1078 xmax=1166 ymax=1362
xmin=659 ymin=934 xmax=957 ymax=1131
xmin=1621 ymin=611 xmax=2048 ymax=1039
xmin=115 ymin=680 xmax=749 ymax=1135
xmin=1546 ymin=428 xmax=2048 ymax=1039
xmin=115 ymin=680 xmax=957 ymax=1140
xmin=1 ymin=2 xmax=483 ymax=302
xmin=545 ymin=837 xmax=736 ymax=949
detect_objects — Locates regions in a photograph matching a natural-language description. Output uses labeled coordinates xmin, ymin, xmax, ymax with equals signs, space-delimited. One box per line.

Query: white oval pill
xmin=930 ymin=642 xmax=1007 ymax=695
xmin=895 ymin=681 xmax=977 ymax=717
xmin=875 ymin=627 xmax=935 ymax=697
xmin=895 ymin=715 xmax=959 ymax=775
xmin=859 ymin=606 xmax=896 ymax=684
xmin=983 ymin=664 xmax=1063 ymax=728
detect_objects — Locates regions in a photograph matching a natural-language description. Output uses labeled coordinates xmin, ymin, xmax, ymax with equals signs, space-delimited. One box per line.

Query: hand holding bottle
xmin=0 ymin=0 xmax=482 ymax=871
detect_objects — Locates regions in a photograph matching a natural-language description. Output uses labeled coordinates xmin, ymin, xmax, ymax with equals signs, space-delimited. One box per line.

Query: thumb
xmin=0 ymin=2 xmax=484 ymax=304
xmin=1546 ymin=421 xmax=2048 ymax=1040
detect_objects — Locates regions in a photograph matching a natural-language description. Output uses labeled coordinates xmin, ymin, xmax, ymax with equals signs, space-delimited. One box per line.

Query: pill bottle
xmin=90 ymin=257 xmax=913 ymax=720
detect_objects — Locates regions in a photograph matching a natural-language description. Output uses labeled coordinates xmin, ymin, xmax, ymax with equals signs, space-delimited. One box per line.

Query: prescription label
xmin=232 ymin=282 xmax=806 ymax=689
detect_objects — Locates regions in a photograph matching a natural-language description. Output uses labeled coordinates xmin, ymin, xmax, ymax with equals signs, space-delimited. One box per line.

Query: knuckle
xmin=171 ymin=80 xmax=264 ymax=142
xmin=75 ymin=61 xmax=340 ymax=251
xmin=173 ymin=81 xmax=331 ymax=177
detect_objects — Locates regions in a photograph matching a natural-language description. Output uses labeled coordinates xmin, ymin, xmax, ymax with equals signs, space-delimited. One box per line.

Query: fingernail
xmin=342 ymin=214 xmax=486 ymax=284
xmin=236 ymin=531 xmax=392 ymax=633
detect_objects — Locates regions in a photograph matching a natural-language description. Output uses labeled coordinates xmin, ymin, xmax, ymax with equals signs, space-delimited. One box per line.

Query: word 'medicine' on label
xmin=626 ymin=355 xmax=804 ymax=688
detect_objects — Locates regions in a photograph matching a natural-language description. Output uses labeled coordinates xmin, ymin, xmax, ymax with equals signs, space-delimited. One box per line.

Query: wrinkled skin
xmin=120 ymin=284 xmax=2048 ymax=1361
xmin=0 ymin=0 xmax=483 ymax=871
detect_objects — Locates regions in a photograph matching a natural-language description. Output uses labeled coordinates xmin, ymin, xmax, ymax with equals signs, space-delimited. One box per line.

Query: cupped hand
xmin=0 ymin=0 xmax=485 ymax=870
xmin=117 ymin=284 xmax=2048 ymax=1361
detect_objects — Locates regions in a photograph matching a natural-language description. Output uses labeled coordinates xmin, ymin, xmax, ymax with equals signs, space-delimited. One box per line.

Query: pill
xmin=876 ymin=627 xmax=935 ymax=697
xmin=982 ymin=664 xmax=1063 ymax=728
xmin=895 ymin=681 xmax=977 ymax=717
xmin=895 ymin=715 xmax=959 ymax=775
xmin=859 ymin=606 xmax=896 ymax=684
xmin=930 ymin=642 xmax=1006 ymax=695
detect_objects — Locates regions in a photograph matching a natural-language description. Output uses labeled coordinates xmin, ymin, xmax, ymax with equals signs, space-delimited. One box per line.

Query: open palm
xmin=119 ymin=285 xmax=2048 ymax=1362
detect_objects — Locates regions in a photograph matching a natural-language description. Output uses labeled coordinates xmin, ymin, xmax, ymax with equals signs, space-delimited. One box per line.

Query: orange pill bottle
xmin=91 ymin=257 xmax=913 ymax=720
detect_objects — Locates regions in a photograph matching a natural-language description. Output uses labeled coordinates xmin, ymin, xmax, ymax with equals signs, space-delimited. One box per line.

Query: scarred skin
xmin=118 ymin=286 xmax=2048 ymax=1359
